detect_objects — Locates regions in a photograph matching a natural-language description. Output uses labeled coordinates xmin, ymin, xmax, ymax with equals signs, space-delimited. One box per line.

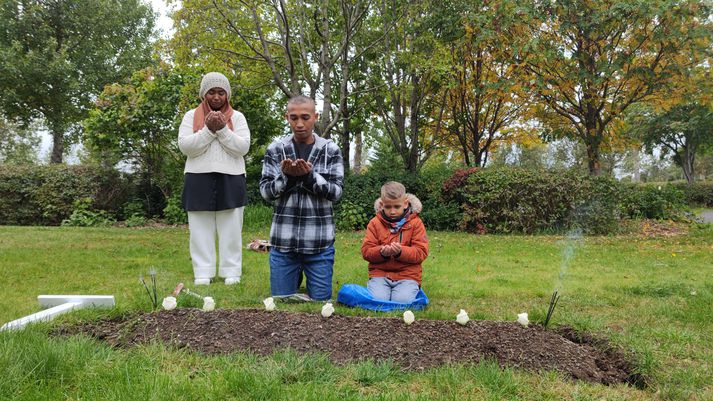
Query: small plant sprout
xmin=263 ymin=297 xmax=276 ymax=311
xmin=162 ymin=296 xmax=177 ymax=310
xmin=139 ymin=271 xmax=160 ymax=309
xmin=456 ymin=309 xmax=469 ymax=325
xmin=149 ymin=267 xmax=158 ymax=307
xmin=321 ymin=302 xmax=334 ymax=318
xmin=517 ymin=312 xmax=529 ymax=327
xmin=543 ymin=290 xmax=560 ymax=329
xmin=202 ymin=297 xmax=215 ymax=312
xmin=403 ymin=310 xmax=415 ymax=325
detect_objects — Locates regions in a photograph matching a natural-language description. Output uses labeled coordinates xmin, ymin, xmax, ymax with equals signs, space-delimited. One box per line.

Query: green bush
xmin=620 ymin=184 xmax=686 ymax=220
xmin=0 ymin=164 xmax=129 ymax=226
xmin=570 ymin=176 xmax=621 ymax=235
xmin=452 ymin=167 xmax=621 ymax=234
xmin=61 ymin=197 xmax=116 ymax=227
xmin=124 ymin=214 xmax=148 ymax=227
xmin=336 ymin=165 xmax=459 ymax=232
xmin=673 ymin=181 xmax=713 ymax=207
xmin=419 ymin=199 xmax=462 ymax=231
xmin=335 ymin=172 xmax=384 ymax=229
xmin=162 ymin=194 xmax=187 ymax=225
xmin=336 ymin=200 xmax=369 ymax=231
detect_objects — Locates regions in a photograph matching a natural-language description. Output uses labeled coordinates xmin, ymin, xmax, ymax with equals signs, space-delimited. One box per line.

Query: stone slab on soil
xmin=55 ymin=308 xmax=641 ymax=386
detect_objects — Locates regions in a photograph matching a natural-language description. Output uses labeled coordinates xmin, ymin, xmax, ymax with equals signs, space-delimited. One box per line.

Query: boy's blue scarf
xmin=381 ymin=208 xmax=412 ymax=234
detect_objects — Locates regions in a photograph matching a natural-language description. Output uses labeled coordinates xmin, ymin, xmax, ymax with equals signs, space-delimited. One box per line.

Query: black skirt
xmin=182 ymin=173 xmax=247 ymax=211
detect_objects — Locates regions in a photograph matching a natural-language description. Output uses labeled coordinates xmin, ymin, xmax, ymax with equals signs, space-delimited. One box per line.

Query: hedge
xmin=1 ymin=164 xmax=704 ymax=232
xmin=0 ymin=164 xmax=128 ymax=225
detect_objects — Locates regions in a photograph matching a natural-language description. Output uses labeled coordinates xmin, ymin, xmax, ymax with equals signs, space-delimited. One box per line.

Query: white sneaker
xmin=225 ymin=277 xmax=241 ymax=285
xmin=194 ymin=278 xmax=210 ymax=286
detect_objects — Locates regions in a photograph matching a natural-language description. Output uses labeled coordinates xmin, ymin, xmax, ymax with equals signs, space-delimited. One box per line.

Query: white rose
xmin=403 ymin=310 xmax=415 ymax=325
xmin=321 ymin=302 xmax=335 ymax=318
xmin=202 ymin=297 xmax=215 ymax=312
xmin=517 ymin=312 xmax=529 ymax=327
xmin=456 ymin=309 xmax=470 ymax=325
xmin=263 ymin=297 xmax=276 ymax=311
xmin=162 ymin=296 xmax=177 ymax=311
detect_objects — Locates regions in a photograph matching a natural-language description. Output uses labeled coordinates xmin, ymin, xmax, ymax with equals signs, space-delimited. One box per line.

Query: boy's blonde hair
xmin=381 ymin=181 xmax=406 ymax=200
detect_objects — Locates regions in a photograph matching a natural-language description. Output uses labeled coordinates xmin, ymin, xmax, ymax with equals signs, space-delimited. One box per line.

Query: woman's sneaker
xmin=225 ymin=277 xmax=241 ymax=285
xmin=194 ymin=278 xmax=210 ymax=286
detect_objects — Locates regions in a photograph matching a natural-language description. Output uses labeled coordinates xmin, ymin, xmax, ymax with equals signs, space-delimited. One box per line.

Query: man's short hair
xmin=287 ymin=95 xmax=316 ymax=111
xmin=381 ymin=181 xmax=406 ymax=200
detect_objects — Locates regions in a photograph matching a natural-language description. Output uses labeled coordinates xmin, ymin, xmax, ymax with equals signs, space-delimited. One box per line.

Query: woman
xmin=178 ymin=72 xmax=250 ymax=285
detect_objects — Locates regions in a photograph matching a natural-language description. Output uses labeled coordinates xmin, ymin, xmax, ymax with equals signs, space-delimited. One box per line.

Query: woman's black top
xmin=182 ymin=172 xmax=247 ymax=211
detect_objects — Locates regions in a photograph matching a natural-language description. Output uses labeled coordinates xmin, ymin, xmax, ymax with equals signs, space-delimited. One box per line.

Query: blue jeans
xmin=367 ymin=277 xmax=419 ymax=303
xmin=269 ymin=246 xmax=335 ymax=301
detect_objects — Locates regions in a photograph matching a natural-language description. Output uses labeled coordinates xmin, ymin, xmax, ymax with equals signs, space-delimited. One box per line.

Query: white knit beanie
xmin=199 ymin=72 xmax=231 ymax=99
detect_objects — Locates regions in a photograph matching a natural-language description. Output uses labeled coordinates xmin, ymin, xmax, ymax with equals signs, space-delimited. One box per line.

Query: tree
xmin=174 ymin=0 xmax=373 ymax=171
xmin=0 ymin=0 xmax=155 ymax=163
xmin=628 ymin=102 xmax=713 ymax=183
xmin=367 ymin=0 xmax=448 ymax=173
xmin=0 ymin=116 xmax=40 ymax=164
xmin=523 ymin=0 xmax=711 ymax=176
xmin=83 ymin=64 xmax=282 ymax=201
xmin=84 ymin=65 xmax=189 ymax=200
xmin=435 ymin=0 xmax=532 ymax=168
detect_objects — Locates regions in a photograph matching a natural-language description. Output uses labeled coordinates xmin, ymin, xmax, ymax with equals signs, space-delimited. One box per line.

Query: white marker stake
xmin=1 ymin=295 xmax=115 ymax=332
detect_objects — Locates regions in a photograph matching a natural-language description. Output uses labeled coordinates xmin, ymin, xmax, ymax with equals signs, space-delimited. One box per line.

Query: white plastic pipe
xmin=0 ymin=295 xmax=115 ymax=332
xmin=1 ymin=302 xmax=81 ymax=331
xmin=38 ymin=295 xmax=115 ymax=308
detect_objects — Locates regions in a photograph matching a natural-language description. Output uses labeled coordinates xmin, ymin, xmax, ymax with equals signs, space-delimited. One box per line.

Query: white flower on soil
xmin=403 ymin=310 xmax=415 ymax=325
xmin=321 ymin=302 xmax=334 ymax=318
xmin=162 ymin=296 xmax=177 ymax=311
xmin=202 ymin=297 xmax=215 ymax=312
xmin=456 ymin=309 xmax=470 ymax=325
xmin=263 ymin=297 xmax=276 ymax=311
xmin=517 ymin=312 xmax=529 ymax=327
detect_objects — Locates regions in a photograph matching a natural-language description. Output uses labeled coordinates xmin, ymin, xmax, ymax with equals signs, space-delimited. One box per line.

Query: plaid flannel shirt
xmin=259 ymin=134 xmax=344 ymax=254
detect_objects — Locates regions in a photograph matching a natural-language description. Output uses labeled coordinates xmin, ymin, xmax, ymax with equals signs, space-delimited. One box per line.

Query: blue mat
xmin=336 ymin=284 xmax=429 ymax=312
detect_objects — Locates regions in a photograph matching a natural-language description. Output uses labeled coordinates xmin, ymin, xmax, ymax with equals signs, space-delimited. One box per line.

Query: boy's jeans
xmin=367 ymin=277 xmax=419 ymax=303
xmin=269 ymin=246 xmax=335 ymax=301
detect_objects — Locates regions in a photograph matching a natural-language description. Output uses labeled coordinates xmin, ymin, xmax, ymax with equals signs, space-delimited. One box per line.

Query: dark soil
xmin=55 ymin=308 xmax=643 ymax=386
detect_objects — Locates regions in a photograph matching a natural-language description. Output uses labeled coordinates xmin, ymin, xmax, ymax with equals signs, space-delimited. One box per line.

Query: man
xmin=259 ymin=95 xmax=344 ymax=301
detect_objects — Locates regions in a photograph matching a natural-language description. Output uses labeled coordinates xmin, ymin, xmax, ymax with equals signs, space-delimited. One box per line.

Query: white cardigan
xmin=178 ymin=108 xmax=251 ymax=175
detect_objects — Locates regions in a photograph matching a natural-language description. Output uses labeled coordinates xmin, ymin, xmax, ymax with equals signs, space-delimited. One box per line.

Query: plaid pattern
xmin=259 ymin=134 xmax=344 ymax=253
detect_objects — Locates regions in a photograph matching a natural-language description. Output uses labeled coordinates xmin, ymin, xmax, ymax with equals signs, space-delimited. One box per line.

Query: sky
xmin=150 ymin=0 xmax=176 ymax=38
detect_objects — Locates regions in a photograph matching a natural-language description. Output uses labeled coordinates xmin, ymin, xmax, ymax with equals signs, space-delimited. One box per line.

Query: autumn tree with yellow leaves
xmin=435 ymin=0 xmax=533 ymax=167
xmin=522 ymin=0 xmax=711 ymax=176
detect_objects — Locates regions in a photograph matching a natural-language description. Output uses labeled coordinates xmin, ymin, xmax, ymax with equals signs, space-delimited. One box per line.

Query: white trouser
xmin=187 ymin=208 xmax=243 ymax=280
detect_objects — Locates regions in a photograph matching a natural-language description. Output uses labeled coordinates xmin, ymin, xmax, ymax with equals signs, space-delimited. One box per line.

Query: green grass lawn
xmin=1 ymin=214 xmax=711 ymax=400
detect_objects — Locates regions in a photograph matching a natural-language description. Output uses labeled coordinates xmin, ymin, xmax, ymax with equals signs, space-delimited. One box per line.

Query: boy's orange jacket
xmin=361 ymin=194 xmax=429 ymax=285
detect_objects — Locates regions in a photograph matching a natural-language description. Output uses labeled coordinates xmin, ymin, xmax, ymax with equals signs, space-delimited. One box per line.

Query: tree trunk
xmin=585 ymin=125 xmax=601 ymax=176
xmin=632 ymin=146 xmax=641 ymax=183
xmin=340 ymin=121 xmax=351 ymax=173
xmin=353 ymin=130 xmax=363 ymax=174
xmin=681 ymin=146 xmax=695 ymax=184
xmin=50 ymin=128 xmax=64 ymax=164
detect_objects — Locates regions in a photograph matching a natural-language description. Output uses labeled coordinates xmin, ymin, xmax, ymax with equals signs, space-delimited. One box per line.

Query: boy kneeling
xmin=361 ymin=181 xmax=429 ymax=303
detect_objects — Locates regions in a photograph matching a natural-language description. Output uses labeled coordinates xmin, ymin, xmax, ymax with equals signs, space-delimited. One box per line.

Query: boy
xmin=361 ymin=181 xmax=429 ymax=303
xmin=259 ymin=95 xmax=344 ymax=301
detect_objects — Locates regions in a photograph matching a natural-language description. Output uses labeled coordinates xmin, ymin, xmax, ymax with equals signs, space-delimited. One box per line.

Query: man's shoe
xmin=194 ymin=278 xmax=210 ymax=286
xmin=225 ymin=277 xmax=241 ymax=285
